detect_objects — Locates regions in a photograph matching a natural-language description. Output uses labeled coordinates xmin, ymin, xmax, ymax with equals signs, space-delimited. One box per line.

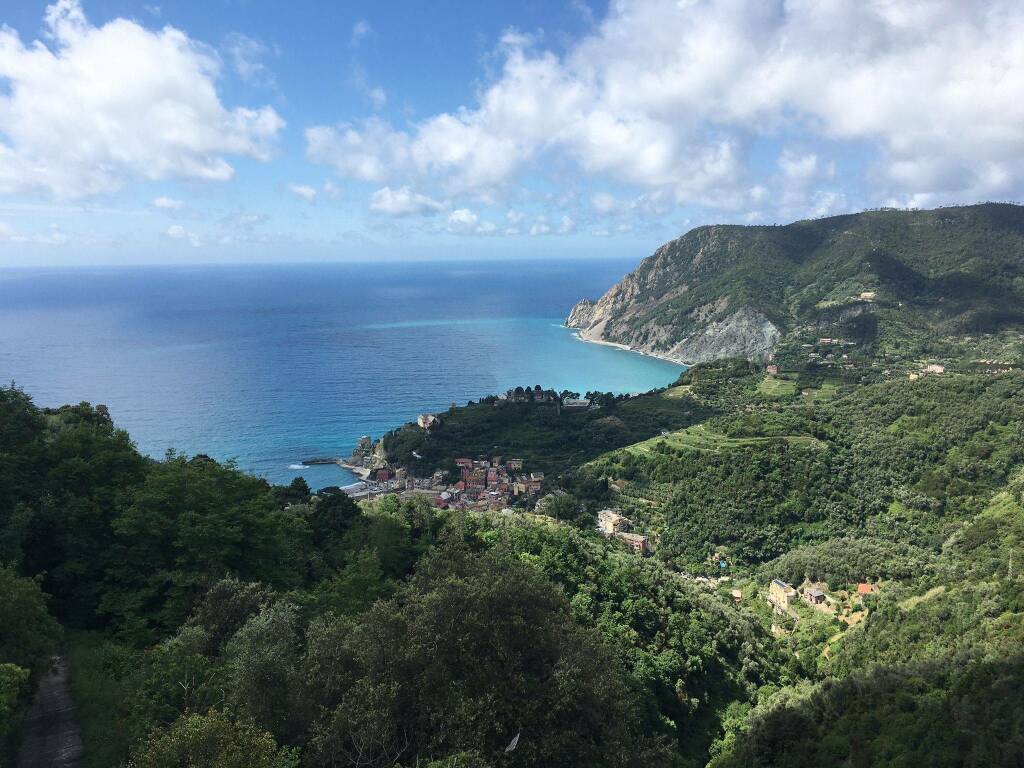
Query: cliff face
xmin=568 ymin=204 xmax=1024 ymax=365
xmin=567 ymin=224 xmax=787 ymax=363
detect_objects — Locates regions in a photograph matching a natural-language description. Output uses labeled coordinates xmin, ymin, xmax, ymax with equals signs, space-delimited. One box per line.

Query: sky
xmin=1 ymin=0 xmax=1023 ymax=266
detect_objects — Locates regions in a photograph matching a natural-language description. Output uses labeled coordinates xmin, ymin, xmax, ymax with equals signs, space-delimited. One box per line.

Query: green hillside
xmin=573 ymin=203 xmax=1024 ymax=365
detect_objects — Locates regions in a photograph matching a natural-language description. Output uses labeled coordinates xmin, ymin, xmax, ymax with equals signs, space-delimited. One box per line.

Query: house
xmin=768 ymin=579 xmax=797 ymax=613
xmin=615 ymin=532 xmax=651 ymax=555
xmin=803 ymin=588 xmax=826 ymax=605
xmin=562 ymin=397 xmax=591 ymax=410
xmin=507 ymin=458 xmax=524 ymax=471
xmin=857 ymin=583 xmax=878 ymax=596
xmin=530 ymin=471 xmax=545 ymax=483
xmin=417 ymin=413 xmax=439 ymax=430
xmin=730 ymin=589 xmax=743 ymax=603
xmin=766 ymin=364 xmax=779 ymax=375
xmin=376 ymin=467 xmax=392 ymax=483
xmin=859 ymin=291 xmax=877 ymax=301
xmin=455 ymin=458 xmax=473 ymax=470
xmin=597 ymin=509 xmax=631 ymax=534
xmin=923 ymin=364 xmax=946 ymax=374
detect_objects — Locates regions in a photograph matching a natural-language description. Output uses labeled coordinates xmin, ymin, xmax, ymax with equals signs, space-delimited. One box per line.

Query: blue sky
xmin=1 ymin=0 xmax=1023 ymax=265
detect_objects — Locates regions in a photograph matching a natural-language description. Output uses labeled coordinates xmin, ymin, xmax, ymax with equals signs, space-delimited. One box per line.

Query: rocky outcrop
xmin=660 ymin=308 xmax=781 ymax=363
xmin=565 ymin=226 xmax=782 ymax=364
xmin=565 ymin=298 xmax=596 ymax=329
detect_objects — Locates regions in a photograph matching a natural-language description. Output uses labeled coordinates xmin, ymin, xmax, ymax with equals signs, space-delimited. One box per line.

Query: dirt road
xmin=16 ymin=657 xmax=82 ymax=768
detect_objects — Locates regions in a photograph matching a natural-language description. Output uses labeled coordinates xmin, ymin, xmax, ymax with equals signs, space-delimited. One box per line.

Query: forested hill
xmin=567 ymin=203 xmax=1024 ymax=364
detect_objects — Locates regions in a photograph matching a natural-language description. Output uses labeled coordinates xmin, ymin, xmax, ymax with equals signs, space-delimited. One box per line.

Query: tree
xmin=129 ymin=709 xmax=297 ymax=768
xmin=305 ymin=547 xmax=672 ymax=768
xmin=0 ymin=565 xmax=61 ymax=676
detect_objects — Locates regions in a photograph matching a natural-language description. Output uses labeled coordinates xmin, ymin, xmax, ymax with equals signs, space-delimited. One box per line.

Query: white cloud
xmin=447 ymin=207 xmax=500 ymax=235
xmin=447 ymin=208 xmax=477 ymax=231
xmin=529 ymin=217 xmax=552 ymax=236
xmin=224 ymin=32 xmax=275 ymax=86
xmin=368 ymin=185 xmax=444 ymax=216
xmin=322 ymin=181 xmax=340 ymax=199
xmin=558 ymin=214 xmax=576 ymax=234
xmin=0 ymin=0 xmax=284 ymax=198
xmin=307 ymin=0 xmax=1024 ymax=210
xmin=590 ymin=192 xmax=618 ymax=214
xmin=350 ymin=20 xmax=372 ymax=46
xmin=778 ymin=151 xmax=820 ymax=182
xmin=289 ymin=183 xmax=318 ymax=203
xmin=151 ymin=196 xmax=184 ymax=210
xmin=166 ymin=223 xmax=201 ymax=246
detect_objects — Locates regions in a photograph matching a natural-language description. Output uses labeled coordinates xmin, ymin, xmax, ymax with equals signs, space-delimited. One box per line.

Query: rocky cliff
xmin=567 ymin=203 xmax=1024 ymax=365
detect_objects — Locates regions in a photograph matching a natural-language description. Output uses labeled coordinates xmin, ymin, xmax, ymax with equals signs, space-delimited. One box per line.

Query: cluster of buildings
xmin=597 ymin=509 xmax=652 ymax=555
xmin=343 ymin=452 xmax=547 ymax=511
xmin=499 ymin=387 xmax=597 ymax=411
xmin=767 ymin=578 xmax=878 ymax=616
xmin=436 ymin=456 xmax=544 ymax=509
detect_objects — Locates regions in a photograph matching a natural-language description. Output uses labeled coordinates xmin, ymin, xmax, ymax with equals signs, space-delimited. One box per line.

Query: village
xmin=337 ymin=428 xmax=547 ymax=511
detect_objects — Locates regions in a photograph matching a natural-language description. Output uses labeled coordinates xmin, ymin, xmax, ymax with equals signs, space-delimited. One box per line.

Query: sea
xmin=0 ymin=259 xmax=684 ymax=488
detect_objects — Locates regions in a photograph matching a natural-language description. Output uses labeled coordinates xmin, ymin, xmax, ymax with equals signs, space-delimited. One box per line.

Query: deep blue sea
xmin=0 ymin=260 xmax=683 ymax=487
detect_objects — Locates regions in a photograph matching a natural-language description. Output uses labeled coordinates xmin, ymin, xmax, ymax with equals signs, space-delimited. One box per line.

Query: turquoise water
xmin=0 ymin=260 xmax=683 ymax=487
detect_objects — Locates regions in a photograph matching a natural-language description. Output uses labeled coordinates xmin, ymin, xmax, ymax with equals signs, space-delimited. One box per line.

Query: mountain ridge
xmin=567 ymin=203 xmax=1024 ymax=364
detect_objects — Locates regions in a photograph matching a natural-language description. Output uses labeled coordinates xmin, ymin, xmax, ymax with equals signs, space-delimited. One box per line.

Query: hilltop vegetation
xmin=568 ymin=203 xmax=1024 ymax=364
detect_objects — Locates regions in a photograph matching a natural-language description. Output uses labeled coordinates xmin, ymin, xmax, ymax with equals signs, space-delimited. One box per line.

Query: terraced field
xmin=757 ymin=376 xmax=798 ymax=398
xmin=621 ymin=423 xmax=827 ymax=456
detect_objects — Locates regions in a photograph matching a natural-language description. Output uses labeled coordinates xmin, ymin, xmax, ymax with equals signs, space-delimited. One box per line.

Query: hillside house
xmin=766 ymin=364 xmax=779 ymax=375
xmin=803 ymin=588 xmax=826 ymax=605
xmin=597 ymin=509 xmax=632 ymax=534
xmin=857 ymin=583 xmax=878 ymax=596
xmin=615 ymin=532 xmax=651 ymax=555
xmin=768 ymin=579 xmax=797 ymax=613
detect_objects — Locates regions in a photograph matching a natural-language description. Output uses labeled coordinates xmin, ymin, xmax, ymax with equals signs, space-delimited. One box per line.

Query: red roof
xmin=857 ymin=583 xmax=876 ymax=595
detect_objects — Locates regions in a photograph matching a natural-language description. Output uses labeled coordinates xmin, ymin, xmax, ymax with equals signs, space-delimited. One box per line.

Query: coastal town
xmin=310 ymin=387 xmax=606 ymax=511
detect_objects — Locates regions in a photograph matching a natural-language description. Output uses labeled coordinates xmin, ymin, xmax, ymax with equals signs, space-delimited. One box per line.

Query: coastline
xmin=337 ymin=459 xmax=372 ymax=480
xmin=565 ymin=325 xmax=691 ymax=368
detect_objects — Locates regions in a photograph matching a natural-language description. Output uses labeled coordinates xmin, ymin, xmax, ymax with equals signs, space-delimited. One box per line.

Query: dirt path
xmin=16 ymin=656 xmax=83 ymax=768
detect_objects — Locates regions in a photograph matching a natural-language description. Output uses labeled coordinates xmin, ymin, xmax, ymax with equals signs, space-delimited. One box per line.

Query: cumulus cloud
xmin=0 ymin=0 xmax=284 ymax=198
xmin=447 ymin=207 xmax=500 ymax=235
xmin=368 ymin=185 xmax=444 ymax=216
xmin=289 ymin=183 xmax=318 ymax=203
xmin=447 ymin=208 xmax=477 ymax=230
xmin=151 ymin=196 xmax=184 ymax=210
xmin=306 ymin=0 xmax=1024 ymax=210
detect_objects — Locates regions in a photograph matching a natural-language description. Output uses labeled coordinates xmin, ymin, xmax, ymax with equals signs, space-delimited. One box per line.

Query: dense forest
xmin=3 ymin=350 xmax=1023 ymax=765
